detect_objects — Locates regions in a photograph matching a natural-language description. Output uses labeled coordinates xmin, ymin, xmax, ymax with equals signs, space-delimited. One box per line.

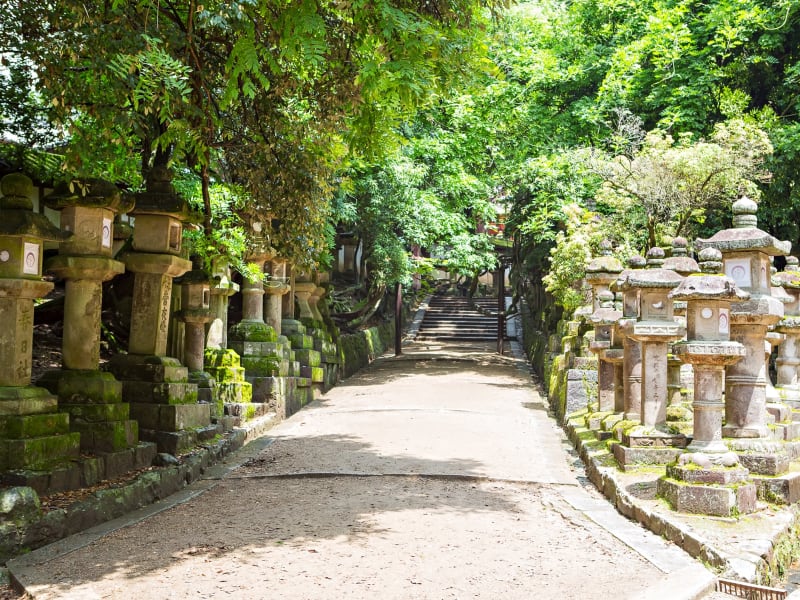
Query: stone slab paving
xmin=8 ymin=341 xmax=713 ymax=599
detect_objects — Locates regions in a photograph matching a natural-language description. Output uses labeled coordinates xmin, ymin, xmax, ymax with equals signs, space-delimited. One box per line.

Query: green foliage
xmin=4 ymin=0 xmax=505 ymax=269
xmin=542 ymin=205 xmax=604 ymax=313
xmin=592 ymin=116 xmax=773 ymax=247
xmin=176 ymin=171 xmax=258 ymax=279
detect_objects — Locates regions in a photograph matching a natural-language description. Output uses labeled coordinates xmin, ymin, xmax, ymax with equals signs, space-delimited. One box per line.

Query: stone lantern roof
xmin=695 ymin=196 xmax=791 ymax=256
xmin=775 ymin=256 xmax=800 ymax=290
xmin=0 ymin=173 xmax=70 ymax=241
xmin=618 ymin=258 xmax=684 ymax=291
xmin=586 ymin=240 xmax=623 ymax=276
xmin=132 ymin=166 xmax=190 ymax=218
xmin=663 ymin=237 xmax=699 ymax=276
xmin=669 ymin=248 xmax=749 ymax=302
xmin=43 ymin=179 xmax=134 ymax=212
xmin=611 ymin=255 xmax=646 ymax=291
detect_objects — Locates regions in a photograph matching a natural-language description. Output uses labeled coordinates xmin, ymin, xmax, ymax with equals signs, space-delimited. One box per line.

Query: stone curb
xmin=2 ymin=411 xmax=278 ymax=566
xmin=624 ymin=564 xmax=717 ymax=600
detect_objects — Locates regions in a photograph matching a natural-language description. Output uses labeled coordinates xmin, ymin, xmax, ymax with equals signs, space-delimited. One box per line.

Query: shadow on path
xmin=18 ymin=436 xmax=529 ymax=598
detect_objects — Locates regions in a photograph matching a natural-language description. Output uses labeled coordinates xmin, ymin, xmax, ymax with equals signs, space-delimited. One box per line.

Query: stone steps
xmin=416 ymin=294 xmax=504 ymax=342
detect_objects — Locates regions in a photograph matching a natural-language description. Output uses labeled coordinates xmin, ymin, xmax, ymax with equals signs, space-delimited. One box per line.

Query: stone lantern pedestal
xmin=0 ymin=174 xmax=82 ymax=492
xmin=264 ymin=258 xmax=290 ymax=335
xmin=291 ymin=272 xmax=326 ymax=397
xmin=613 ymin=249 xmax=687 ymax=469
xmin=664 ymin=237 xmax=699 ymax=425
xmin=107 ymin=169 xmax=211 ymax=455
xmin=38 ymin=179 xmax=156 ymax=479
xmin=294 ymin=280 xmax=317 ymax=323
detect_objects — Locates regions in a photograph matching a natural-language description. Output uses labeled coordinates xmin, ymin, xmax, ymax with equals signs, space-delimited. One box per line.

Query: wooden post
xmin=395 ymin=281 xmax=403 ymax=356
xmin=497 ymin=264 xmax=505 ymax=355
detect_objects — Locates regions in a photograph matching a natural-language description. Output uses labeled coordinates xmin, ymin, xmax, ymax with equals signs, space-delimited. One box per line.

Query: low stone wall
xmin=0 ymin=413 xmax=277 ymax=562
xmin=339 ymin=320 xmax=396 ymax=379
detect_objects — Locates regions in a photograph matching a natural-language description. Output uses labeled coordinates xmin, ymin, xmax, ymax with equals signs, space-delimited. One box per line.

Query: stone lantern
xmin=775 ymin=256 xmax=800 ymax=402
xmin=338 ymin=234 xmax=360 ymax=282
xmin=176 ymin=269 xmax=215 ymax=406
xmin=586 ymin=242 xmax=623 ymax=414
xmin=40 ymin=179 xmax=148 ymax=463
xmin=203 ymin=259 xmax=251 ymax=417
xmin=670 ymin=248 xmax=748 ymax=452
xmin=589 ymin=290 xmax=623 ymax=417
xmin=613 ymin=255 xmax=647 ymax=421
xmin=0 ymin=173 xmax=81 ymax=481
xmin=659 ymin=248 xmax=757 ymax=516
xmin=228 ymin=237 xmax=290 ymax=406
xmin=620 ymin=248 xmax=686 ymax=430
xmin=176 ymin=269 xmax=213 ymax=373
xmin=107 ymin=167 xmax=211 ymax=455
xmin=695 ymin=196 xmax=790 ymax=438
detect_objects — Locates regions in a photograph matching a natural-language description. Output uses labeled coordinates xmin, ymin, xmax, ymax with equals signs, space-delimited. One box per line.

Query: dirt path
xmin=9 ymin=342 xmax=705 ymax=599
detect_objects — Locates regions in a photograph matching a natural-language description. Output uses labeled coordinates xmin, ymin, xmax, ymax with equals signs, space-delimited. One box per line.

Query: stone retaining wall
xmin=339 ymin=320 xmax=396 ymax=379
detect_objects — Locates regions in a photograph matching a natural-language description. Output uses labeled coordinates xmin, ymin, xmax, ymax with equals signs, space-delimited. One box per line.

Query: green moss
xmin=241 ymin=356 xmax=281 ymax=376
xmin=229 ymin=321 xmax=278 ymax=342
xmin=204 ymin=348 xmax=242 ymax=368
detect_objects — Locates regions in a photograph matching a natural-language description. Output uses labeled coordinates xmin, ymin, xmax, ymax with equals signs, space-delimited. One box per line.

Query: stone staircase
xmin=417 ymin=295 xmax=503 ymax=342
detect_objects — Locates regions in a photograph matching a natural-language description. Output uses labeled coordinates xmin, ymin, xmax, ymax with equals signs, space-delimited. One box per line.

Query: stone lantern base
xmin=282 ymin=319 xmax=325 ymax=401
xmin=108 ymin=355 xmax=214 ymax=455
xmin=228 ymin=319 xmax=298 ymax=418
xmin=658 ymin=461 xmax=757 ymax=517
xmin=38 ymin=371 xmax=125 ymax=448
xmin=203 ymin=348 xmax=254 ymax=423
xmin=0 ymin=386 xmax=81 ymax=491
xmin=610 ymin=426 xmax=688 ymax=470
xmin=725 ymin=438 xmax=800 ymax=503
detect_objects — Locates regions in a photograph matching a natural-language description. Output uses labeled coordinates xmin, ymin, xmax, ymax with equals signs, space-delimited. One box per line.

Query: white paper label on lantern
xmin=701 ymin=307 xmax=713 ymax=319
xmin=719 ymin=309 xmax=730 ymax=334
xmin=102 ymin=217 xmax=112 ymax=248
xmin=725 ymin=258 xmax=750 ymax=288
xmin=0 ymin=250 xmax=9 ymax=262
xmin=23 ymin=242 xmax=39 ymax=275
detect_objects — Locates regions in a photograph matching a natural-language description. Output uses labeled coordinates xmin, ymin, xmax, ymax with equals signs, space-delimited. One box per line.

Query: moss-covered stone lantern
xmin=107 ymin=167 xmax=211 ymax=455
xmin=39 ymin=179 xmax=149 ymax=465
xmin=0 ymin=173 xmax=81 ymax=481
